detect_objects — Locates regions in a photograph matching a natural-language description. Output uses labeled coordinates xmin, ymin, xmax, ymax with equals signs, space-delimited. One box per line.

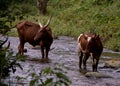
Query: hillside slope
xmin=9 ymin=0 xmax=120 ymax=51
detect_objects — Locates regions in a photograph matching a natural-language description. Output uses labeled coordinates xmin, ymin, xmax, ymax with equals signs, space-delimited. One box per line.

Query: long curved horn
xmin=38 ymin=20 xmax=43 ymax=28
xmin=44 ymin=16 xmax=52 ymax=27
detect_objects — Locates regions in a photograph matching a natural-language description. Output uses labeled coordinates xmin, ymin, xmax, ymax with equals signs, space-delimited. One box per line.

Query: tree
xmin=0 ymin=0 xmax=13 ymax=34
xmin=36 ymin=0 xmax=49 ymax=15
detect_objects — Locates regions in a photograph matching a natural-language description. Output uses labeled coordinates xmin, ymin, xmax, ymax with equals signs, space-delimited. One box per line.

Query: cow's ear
xmin=92 ymin=34 xmax=96 ymax=38
xmin=46 ymin=27 xmax=51 ymax=30
xmin=83 ymin=34 xmax=87 ymax=40
xmin=96 ymin=35 xmax=99 ymax=38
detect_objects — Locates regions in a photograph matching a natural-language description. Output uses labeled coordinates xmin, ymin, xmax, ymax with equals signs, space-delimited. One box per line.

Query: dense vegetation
xmin=48 ymin=0 xmax=120 ymax=51
xmin=0 ymin=0 xmax=72 ymax=85
xmin=1 ymin=0 xmax=120 ymax=51
xmin=0 ymin=0 xmax=120 ymax=85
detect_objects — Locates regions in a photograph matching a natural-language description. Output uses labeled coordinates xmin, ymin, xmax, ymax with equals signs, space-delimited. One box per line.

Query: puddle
xmin=2 ymin=36 xmax=120 ymax=86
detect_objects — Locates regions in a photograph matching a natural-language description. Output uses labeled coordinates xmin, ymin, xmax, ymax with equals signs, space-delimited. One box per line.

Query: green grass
xmin=8 ymin=0 xmax=120 ymax=51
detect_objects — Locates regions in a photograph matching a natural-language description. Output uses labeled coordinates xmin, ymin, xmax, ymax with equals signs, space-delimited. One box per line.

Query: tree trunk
xmin=37 ymin=0 xmax=48 ymax=15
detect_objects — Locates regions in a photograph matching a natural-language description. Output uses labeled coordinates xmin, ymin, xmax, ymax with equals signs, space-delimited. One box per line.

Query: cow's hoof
xmin=82 ymin=69 xmax=87 ymax=74
xmin=24 ymin=49 xmax=27 ymax=53
xmin=40 ymin=58 xmax=45 ymax=63
xmin=79 ymin=69 xmax=87 ymax=74
xmin=44 ymin=58 xmax=51 ymax=63
xmin=79 ymin=69 xmax=82 ymax=72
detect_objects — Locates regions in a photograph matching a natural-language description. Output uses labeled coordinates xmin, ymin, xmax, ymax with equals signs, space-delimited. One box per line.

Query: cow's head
xmin=86 ymin=34 xmax=100 ymax=52
xmin=34 ymin=16 xmax=52 ymax=41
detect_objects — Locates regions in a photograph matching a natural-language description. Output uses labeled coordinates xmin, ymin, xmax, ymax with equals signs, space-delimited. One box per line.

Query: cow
xmin=16 ymin=16 xmax=53 ymax=59
xmin=77 ymin=31 xmax=103 ymax=72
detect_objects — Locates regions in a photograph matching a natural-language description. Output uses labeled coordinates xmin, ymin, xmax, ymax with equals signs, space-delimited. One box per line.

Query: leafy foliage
xmin=0 ymin=0 xmax=36 ymax=35
xmin=0 ymin=0 xmax=120 ymax=52
xmin=29 ymin=66 xmax=71 ymax=86
xmin=0 ymin=0 xmax=16 ymax=34
xmin=47 ymin=0 xmax=120 ymax=51
xmin=0 ymin=37 xmax=23 ymax=84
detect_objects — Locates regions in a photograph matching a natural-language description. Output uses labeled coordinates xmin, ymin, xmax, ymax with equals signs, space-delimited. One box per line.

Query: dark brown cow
xmin=16 ymin=17 xmax=53 ymax=59
xmin=77 ymin=31 xmax=103 ymax=72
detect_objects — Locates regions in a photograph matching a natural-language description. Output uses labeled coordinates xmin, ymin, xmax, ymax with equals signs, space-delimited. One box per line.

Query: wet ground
xmin=3 ymin=36 xmax=120 ymax=86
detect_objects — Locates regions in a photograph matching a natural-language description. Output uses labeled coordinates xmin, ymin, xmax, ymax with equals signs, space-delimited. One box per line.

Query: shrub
xmin=29 ymin=66 xmax=71 ymax=86
xmin=0 ymin=37 xmax=23 ymax=85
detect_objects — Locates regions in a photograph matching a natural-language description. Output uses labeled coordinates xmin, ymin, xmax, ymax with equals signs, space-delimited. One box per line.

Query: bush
xmin=29 ymin=66 xmax=71 ymax=86
xmin=0 ymin=37 xmax=23 ymax=85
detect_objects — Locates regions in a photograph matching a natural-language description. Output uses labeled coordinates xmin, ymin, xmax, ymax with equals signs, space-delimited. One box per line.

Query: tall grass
xmin=8 ymin=0 xmax=120 ymax=51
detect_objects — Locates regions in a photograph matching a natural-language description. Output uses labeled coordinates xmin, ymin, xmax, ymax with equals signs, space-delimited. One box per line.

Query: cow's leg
xmin=79 ymin=51 xmax=83 ymax=70
xmin=18 ymin=42 xmax=24 ymax=55
xmin=18 ymin=44 xmax=21 ymax=54
xmin=41 ymin=46 xmax=44 ymax=59
xmin=92 ymin=56 xmax=99 ymax=72
xmin=92 ymin=57 xmax=95 ymax=72
xmin=83 ymin=53 xmax=89 ymax=71
xmin=45 ymin=47 xmax=50 ymax=59
xmin=94 ymin=58 xmax=99 ymax=72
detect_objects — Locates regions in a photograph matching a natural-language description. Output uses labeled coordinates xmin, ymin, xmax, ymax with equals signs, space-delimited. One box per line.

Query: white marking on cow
xmin=77 ymin=34 xmax=87 ymax=53
xmin=87 ymin=37 xmax=91 ymax=42
xmin=77 ymin=34 xmax=83 ymax=42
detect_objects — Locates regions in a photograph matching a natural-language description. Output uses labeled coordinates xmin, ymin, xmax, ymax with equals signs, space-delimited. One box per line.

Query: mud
xmin=2 ymin=36 xmax=120 ymax=86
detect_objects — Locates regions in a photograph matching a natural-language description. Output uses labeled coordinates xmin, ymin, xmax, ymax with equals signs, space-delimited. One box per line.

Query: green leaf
xmin=29 ymin=79 xmax=37 ymax=86
xmin=55 ymin=72 xmax=71 ymax=83
xmin=44 ymin=78 xmax=53 ymax=85
xmin=42 ymin=67 xmax=52 ymax=74
xmin=54 ymin=67 xmax=63 ymax=71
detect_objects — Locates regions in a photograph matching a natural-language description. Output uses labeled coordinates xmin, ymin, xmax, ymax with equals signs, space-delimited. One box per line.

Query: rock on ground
xmin=104 ymin=59 xmax=120 ymax=68
xmin=85 ymin=72 xmax=112 ymax=78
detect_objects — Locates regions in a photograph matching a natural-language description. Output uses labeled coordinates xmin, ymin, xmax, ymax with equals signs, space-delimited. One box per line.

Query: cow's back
xmin=16 ymin=21 xmax=40 ymax=46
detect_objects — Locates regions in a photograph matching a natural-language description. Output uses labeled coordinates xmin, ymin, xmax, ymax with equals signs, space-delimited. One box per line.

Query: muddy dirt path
xmin=4 ymin=36 xmax=120 ymax=86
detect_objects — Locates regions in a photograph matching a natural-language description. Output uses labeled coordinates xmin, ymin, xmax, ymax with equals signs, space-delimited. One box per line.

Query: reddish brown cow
xmin=77 ymin=31 xmax=103 ymax=72
xmin=16 ymin=17 xmax=53 ymax=59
